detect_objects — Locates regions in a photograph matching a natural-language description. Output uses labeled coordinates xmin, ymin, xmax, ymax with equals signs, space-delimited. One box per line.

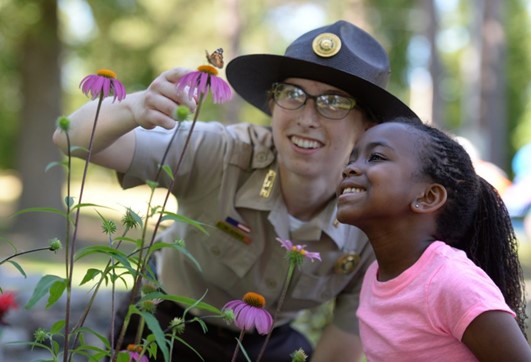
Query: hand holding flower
xmin=134 ymin=68 xmax=199 ymax=130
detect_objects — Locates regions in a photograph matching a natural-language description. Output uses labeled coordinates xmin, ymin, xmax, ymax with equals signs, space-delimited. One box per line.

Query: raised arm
xmin=52 ymin=68 xmax=197 ymax=173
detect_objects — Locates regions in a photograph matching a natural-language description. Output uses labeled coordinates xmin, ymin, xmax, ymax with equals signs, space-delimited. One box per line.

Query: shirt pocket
xmin=289 ymin=249 xmax=366 ymax=304
xmin=185 ymin=223 xmax=258 ymax=287
xmin=291 ymin=271 xmax=355 ymax=304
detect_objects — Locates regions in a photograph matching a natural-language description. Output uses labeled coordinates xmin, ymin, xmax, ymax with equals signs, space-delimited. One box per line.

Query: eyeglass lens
xmin=272 ymin=83 xmax=356 ymax=120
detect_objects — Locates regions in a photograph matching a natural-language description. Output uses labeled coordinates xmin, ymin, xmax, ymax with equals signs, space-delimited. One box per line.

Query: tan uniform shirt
xmin=121 ymin=121 xmax=374 ymax=333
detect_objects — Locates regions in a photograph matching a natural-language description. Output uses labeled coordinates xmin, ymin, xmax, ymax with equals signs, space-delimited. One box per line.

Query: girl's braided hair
xmin=399 ymin=118 xmax=527 ymax=336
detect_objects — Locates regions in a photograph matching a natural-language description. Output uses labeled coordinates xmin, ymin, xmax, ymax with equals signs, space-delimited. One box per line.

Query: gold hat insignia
xmin=312 ymin=33 xmax=341 ymax=58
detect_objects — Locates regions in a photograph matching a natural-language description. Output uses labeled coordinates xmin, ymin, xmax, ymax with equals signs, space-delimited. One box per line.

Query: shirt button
xmin=210 ymin=246 xmax=221 ymax=256
xmin=265 ymin=278 xmax=277 ymax=289
xmin=256 ymin=152 xmax=267 ymax=162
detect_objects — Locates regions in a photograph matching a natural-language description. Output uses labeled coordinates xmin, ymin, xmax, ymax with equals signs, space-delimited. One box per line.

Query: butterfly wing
xmin=205 ymin=48 xmax=224 ymax=69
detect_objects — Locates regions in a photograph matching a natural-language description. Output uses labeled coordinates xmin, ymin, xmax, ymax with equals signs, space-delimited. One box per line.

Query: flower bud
xmin=56 ymin=116 xmax=71 ymax=132
xmin=290 ymin=348 xmax=308 ymax=362
xmin=175 ymin=105 xmax=191 ymax=122
xmin=49 ymin=238 xmax=62 ymax=252
xmin=169 ymin=317 xmax=185 ymax=334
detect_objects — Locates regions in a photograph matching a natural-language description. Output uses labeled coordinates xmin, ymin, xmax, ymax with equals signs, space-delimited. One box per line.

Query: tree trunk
xmin=462 ymin=0 xmax=506 ymax=167
xmin=12 ymin=0 xmax=64 ymax=245
xmin=480 ymin=0 xmax=506 ymax=166
xmin=425 ymin=0 xmax=444 ymax=127
xmin=221 ymin=0 xmax=243 ymax=124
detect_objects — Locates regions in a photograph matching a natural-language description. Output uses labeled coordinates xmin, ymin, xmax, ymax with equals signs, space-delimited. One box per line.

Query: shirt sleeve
xmin=119 ymin=122 xmax=233 ymax=198
xmin=427 ymin=258 xmax=516 ymax=341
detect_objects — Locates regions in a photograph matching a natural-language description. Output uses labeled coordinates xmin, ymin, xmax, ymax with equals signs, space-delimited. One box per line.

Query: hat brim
xmin=226 ymin=54 xmax=418 ymax=121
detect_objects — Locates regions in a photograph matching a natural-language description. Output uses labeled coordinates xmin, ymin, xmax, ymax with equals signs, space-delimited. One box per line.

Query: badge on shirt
xmin=260 ymin=169 xmax=277 ymax=198
xmin=215 ymin=217 xmax=252 ymax=245
xmin=334 ymin=253 xmax=360 ymax=274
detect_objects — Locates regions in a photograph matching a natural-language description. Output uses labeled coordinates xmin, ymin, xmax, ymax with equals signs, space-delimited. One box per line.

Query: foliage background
xmin=0 ymin=0 xmax=531 ymax=356
xmin=0 ymin=0 xmax=530 ymax=298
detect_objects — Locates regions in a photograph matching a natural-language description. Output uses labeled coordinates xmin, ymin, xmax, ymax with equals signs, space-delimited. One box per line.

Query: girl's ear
xmin=411 ymin=183 xmax=447 ymax=213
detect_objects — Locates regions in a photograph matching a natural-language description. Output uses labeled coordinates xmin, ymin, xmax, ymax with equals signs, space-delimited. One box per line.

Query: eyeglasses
xmin=270 ymin=82 xmax=357 ymax=120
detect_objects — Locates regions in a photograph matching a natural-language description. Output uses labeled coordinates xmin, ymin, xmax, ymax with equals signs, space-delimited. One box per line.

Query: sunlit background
xmin=1 ymin=0 xmax=531 ymax=358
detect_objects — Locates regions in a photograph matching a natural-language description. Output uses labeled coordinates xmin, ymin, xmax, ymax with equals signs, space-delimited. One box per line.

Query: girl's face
xmin=270 ymin=78 xmax=370 ymax=182
xmin=336 ymin=122 xmax=430 ymax=227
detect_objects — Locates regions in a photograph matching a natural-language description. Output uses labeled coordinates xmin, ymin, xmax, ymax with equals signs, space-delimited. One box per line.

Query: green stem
xmin=0 ymin=246 xmax=54 ymax=265
xmin=231 ymin=330 xmax=246 ymax=362
xmin=114 ymin=92 xmax=206 ymax=360
xmin=256 ymin=262 xmax=296 ymax=362
xmin=65 ymin=91 xmax=104 ymax=362
xmin=68 ymin=227 xmax=130 ymax=358
xmin=169 ymin=330 xmax=177 ymax=362
xmin=134 ymin=316 xmax=146 ymax=346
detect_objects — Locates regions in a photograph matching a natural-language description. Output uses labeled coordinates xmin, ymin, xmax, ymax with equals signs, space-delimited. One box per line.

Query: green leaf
xmin=235 ymin=337 xmax=252 ymax=362
xmin=80 ymin=268 xmax=101 ymax=286
xmin=70 ymin=145 xmax=88 ymax=153
xmin=71 ymin=203 xmax=112 ymax=211
xmin=52 ymin=339 xmax=61 ymax=354
xmin=137 ymin=309 xmax=169 ymax=362
xmin=148 ymin=242 xmax=202 ymax=272
xmin=146 ymin=180 xmax=159 ymax=189
xmin=117 ymin=351 xmax=131 ymax=362
xmin=45 ymin=160 xmax=68 ymax=172
xmin=25 ymin=274 xmax=64 ymax=309
xmin=191 ymin=317 xmax=208 ymax=333
xmin=64 ymin=196 xmax=75 ymax=208
xmin=160 ymin=211 xmax=208 ymax=234
xmin=7 ymin=260 xmax=27 ymax=277
xmin=12 ymin=207 xmax=67 ymax=218
xmin=76 ymin=326 xmax=111 ymax=349
xmin=50 ymin=319 xmax=65 ymax=334
xmin=140 ymin=292 xmax=222 ymax=315
xmin=75 ymin=245 xmax=137 ymax=274
xmin=47 ymin=278 xmax=67 ymax=308
xmin=121 ymin=207 xmax=144 ymax=229
xmin=173 ymin=335 xmax=205 ymax=361
xmin=113 ymin=236 xmax=141 ymax=244
xmin=162 ymin=164 xmax=175 ymax=181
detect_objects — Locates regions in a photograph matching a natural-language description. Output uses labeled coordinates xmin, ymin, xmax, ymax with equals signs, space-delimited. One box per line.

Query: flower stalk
xmin=256 ymin=239 xmax=321 ymax=362
xmin=62 ymin=69 xmax=126 ymax=362
xmin=113 ymin=62 xmax=232 ymax=360
xmin=224 ymin=292 xmax=273 ymax=361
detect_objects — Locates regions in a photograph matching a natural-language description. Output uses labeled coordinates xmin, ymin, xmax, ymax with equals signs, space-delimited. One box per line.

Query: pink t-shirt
xmin=358 ymin=241 xmax=515 ymax=361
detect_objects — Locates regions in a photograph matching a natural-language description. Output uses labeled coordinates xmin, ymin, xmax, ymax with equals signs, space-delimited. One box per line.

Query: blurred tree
xmin=424 ymin=0 xmax=444 ymax=127
xmin=479 ymin=0 xmax=507 ymax=167
xmin=506 ymin=0 xmax=531 ymax=163
xmin=1 ymin=0 xmax=530 ymax=243
xmin=11 ymin=0 xmax=64 ymax=243
xmin=0 ymin=1 xmax=21 ymax=170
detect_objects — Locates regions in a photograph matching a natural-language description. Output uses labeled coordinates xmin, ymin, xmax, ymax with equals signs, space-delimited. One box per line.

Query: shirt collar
xmin=234 ymin=164 xmax=354 ymax=249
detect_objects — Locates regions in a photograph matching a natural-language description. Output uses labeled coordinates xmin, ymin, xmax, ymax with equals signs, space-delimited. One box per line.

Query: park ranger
xmin=54 ymin=20 xmax=418 ymax=362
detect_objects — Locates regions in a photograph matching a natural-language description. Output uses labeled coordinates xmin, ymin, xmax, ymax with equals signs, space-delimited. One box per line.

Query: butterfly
xmin=205 ymin=48 xmax=224 ymax=69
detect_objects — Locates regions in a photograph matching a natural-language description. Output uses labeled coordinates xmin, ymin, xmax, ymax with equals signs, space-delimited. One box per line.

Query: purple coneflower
xmin=79 ymin=69 xmax=126 ymax=102
xmin=176 ymin=64 xmax=232 ymax=104
xmin=124 ymin=344 xmax=149 ymax=362
xmin=223 ymin=292 xmax=273 ymax=335
xmin=277 ymin=237 xmax=322 ymax=266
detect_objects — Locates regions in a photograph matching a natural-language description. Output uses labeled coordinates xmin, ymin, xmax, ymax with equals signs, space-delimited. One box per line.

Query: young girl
xmin=336 ymin=119 xmax=531 ymax=361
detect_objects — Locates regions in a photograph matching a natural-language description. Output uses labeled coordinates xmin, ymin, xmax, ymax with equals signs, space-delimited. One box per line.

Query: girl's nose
xmin=342 ymin=163 xmax=361 ymax=178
